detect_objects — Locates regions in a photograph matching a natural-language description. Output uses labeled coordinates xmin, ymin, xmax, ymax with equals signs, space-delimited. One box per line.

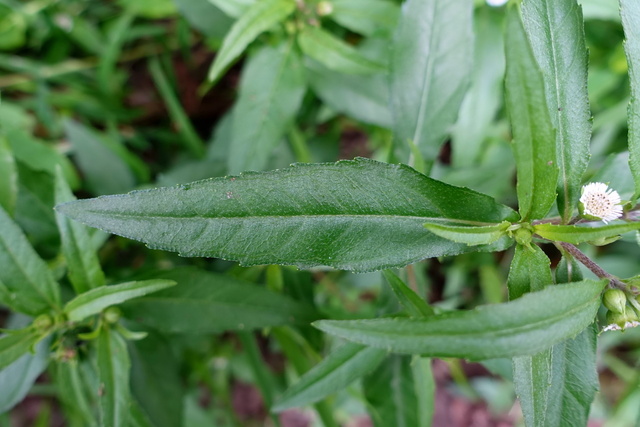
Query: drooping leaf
xmin=56 ymin=158 xmax=518 ymax=272
xmin=363 ymin=355 xmax=434 ymax=427
xmin=97 ymin=327 xmax=131 ymax=427
xmin=207 ymin=0 xmax=295 ymax=84
xmin=329 ymin=0 xmax=399 ymax=37
xmin=228 ymin=42 xmax=306 ymax=173
xmin=0 ymin=137 xmax=17 ymax=216
xmin=0 ymin=206 xmax=60 ymax=315
xmin=0 ymin=329 xmax=42 ymax=371
xmin=390 ymin=0 xmax=473 ymax=165
xmin=0 ymin=338 xmax=50 ymax=413
xmin=504 ymin=5 xmax=558 ymax=221
xmin=274 ymin=343 xmax=386 ymax=411
xmin=297 ymin=26 xmax=386 ymax=75
xmin=423 ymin=220 xmax=511 ymax=247
xmin=55 ymin=169 xmax=105 ymax=294
xmin=521 ymin=0 xmax=591 ymax=222
xmin=64 ymin=280 xmax=176 ymax=322
xmin=621 ymin=0 xmax=640 ymax=199
xmin=534 ymin=222 xmax=640 ymax=244
xmin=121 ymin=268 xmax=316 ymax=333
xmin=382 ymin=270 xmax=434 ymax=317
xmin=507 ymin=244 xmax=552 ymax=300
xmin=314 ymin=280 xmax=606 ymax=360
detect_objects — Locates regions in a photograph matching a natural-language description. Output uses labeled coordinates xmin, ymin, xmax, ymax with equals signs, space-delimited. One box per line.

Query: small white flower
xmin=603 ymin=321 xmax=640 ymax=332
xmin=579 ymin=182 xmax=623 ymax=224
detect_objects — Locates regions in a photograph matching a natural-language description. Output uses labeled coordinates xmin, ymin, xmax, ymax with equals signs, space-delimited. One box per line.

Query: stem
xmin=558 ymin=242 xmax=626 ymax=289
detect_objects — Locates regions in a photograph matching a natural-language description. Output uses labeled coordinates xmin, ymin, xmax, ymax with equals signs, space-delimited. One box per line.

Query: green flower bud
xmin=603 ymin=289 xmax=627 ymax=314
xmin=513 ymin=227 xmax=533 ymax=247
xmin=103 ymin=307 xmax=121 ymax=324
xmin=316 ymin=1 xmax=333 ymax=16
xmin=606 ymin=310 xmax=627 ymax=328
xmin=33 ymin=314 xmax=53 ymax=332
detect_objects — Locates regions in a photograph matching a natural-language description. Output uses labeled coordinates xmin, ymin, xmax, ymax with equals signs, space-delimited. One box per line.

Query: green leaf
xmin=363 ymin=355 xmax=434 ymax=427
xmin=504 ymin=5 xmax=558 ymax=221
xmin=0 ymin=137 xmax=17 ymax=216
xmin=173 ymin=0 xmax=232 ymax=39
xmin=207 ymin=0 xmax=296 ymax=84
xmin=56 ymin=158 xmax=518 ymax=273
xmin=55 ymin=357 xmax=97 ymax=426
xmin=97 ymin=327 xmax=131 ymax=427
xmin=507 ymin=244 xmax=552 ymax=300
xmin=382 ymin=270 xmax=434 ymax=317
xmin=621 ymin=0 xmax=640 ymax=199
xmin=274 ymin=343 xmax=386 ymax=411
xmin=64 ymin=120 xmax=136 ymax=196
xmin=64 ymin=280 xmax=176 ymax=322
xmin=55 ymin=169 xmax=105 ymax=294
xmin=314 ymin=280 xmax=606 ymax=360
xmin=521 ymin=0 xmax=591 ymax=222
xmin=423 ymin=220 xmax=511 ymax=247
xmin=0 ymin=205 xmax=60 ymax=315
xmin=208 ymin=0 xmax=254 ymax=18
xmin=297 ymin=26 xmax=386 ymax=75
xmin=390 ymin=0 xmax=473 ymax=165
xmin=121 ymin=268 xmax=317 ymax=333
xmin=329 ymin=0 xmax=399 ymax=37
xmin=228 ymin=42 xmax=306 ymax=173
xmin=0 ymin=338 xmax=50 ymax=413
xmin=534 ymin=222 xmax=640 ymax=244
xmin=0 ymin=329 xmax=42 ymax=371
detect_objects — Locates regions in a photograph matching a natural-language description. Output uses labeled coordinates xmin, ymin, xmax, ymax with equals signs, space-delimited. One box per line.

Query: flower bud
xmin=603 ymin=289 xmax=627 ymax=314
xmin=33 ymin=314 xmax=53 ymax=332
xmin=103 ymin=307 xmax=121 ymax=324
xmin=606 ymin=310 xmax=628 ymax=328
xmin=316 ymin=1 xmax=333 ymax=16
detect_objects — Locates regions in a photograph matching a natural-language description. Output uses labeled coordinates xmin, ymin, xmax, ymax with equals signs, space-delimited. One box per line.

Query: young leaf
xmin=0 ymin=338 xmax=50 ymax=413
xmin=504 ymin=6 xmax=558 ymax=221
xmin=228 ymin=42 xmax=306 ymax=173
xmin=534 ymin=222 xmax=640 ymax=244
xmin=97 ymin=327 xmax=131 ymax=427
xmin=55 ymin=169 xmax=105 ymax=294
xmin=423 ymin=220 xmax=511 ymax=247
xmin=121 ymin=268 xmax=316 ymax=333
xmin=297 ymin=27 xmax=386 ymax=75
xmin=0 ymin=329 xmax=42 ymax=370
xmin=329 ymin=0 xmax=399 ymax=37
xmin=390 ymin=0 xmax=473 ymax=165
xmin=64 ymin=280 xmax=176 ymax=322
xmin=507 ymin=244 xmax=552 ymax=300
xmin=207 ymin=0 xmax=295 ymax=84
xmin=56 ymin=158 xmax=518 ymax=273
xmin=314 ymin=280 xmax=606 ymax=360
xmin=521 ymin=0 xmax=592 ymax=222
xmin=620 ymin=0 xmax=640 ymax=199
xmin=0 ymin=206 xmax=60 ymax=316
xmin=363 ymin=355 xmax=434 ymax=427
xmin=0 ymin=137 xmax=17 ymax=216
xmin=382 ymin=270 xmax=434 ymax=317
xmin=274 ymin=343 xmax=386 ymax=411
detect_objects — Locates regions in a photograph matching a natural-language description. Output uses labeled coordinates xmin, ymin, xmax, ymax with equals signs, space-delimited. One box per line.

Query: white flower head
xmin=603 ymin=321 xmax=640 ymax=332
xmin=579 ymin=182 xmax=623 ymax=223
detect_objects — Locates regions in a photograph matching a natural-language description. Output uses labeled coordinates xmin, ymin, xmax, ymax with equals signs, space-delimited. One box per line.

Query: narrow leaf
xmin=64 ymin=280 xmax=176 ymax=322
xmin=390 ymin=0 xmax=473 ymax=164
xmin=55 ymin=169 xmax=105 ymax=294
xmin=274 ymin=343 xmax=386 ymax=411
xmin=521 ymin=0 xmax=591 ymax=222
xmin=534 ymin=222 xmax=640 ymax=244
xmin=0 ymin=329 xmax=42 ymax=371
xmin=0 ymin=206 xmax=60 ymax=315
xmin=297 ymin=27 xmax=386 ymax=75
xmin=382 ymin=270 xmax=434 ymax=317
xmin=97 ymin=327 xmax=131 ymax=427
xmin=228 ymin=42 xmax=306 ymax=173
xmin=504 ymin=6 xmax=558 ymax=220
xmin=621 ymin=0 xmax=640 ymax=199
xmin=120 ymin=268 xmax=316 ymax=333
xmin=314 ymin=280 xmax=606 ymax=360
xmin=55 ymin=357 xmax=97 ymax=426
xmin=207 ymin=0 xmax=295 ymax=84
xmin=56 ymin=158 xmax=518 ymax=273
xmin=0 ymin=137 xmax=17 ymax=216
xmin=507 ymin=244 xmax=552 ymax=300
xmin=423 ymin=220 xmax=511 ymax=246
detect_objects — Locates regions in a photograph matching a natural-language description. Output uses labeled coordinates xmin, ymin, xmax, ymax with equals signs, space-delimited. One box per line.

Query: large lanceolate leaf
xmin=56 ymin=158 xmax=518 ymax=272
xmin=314 ymin=280 xmax=606 ymax=360
xmin=390 ymin=0 xmax=473 ymax=165
xmin=521 ymin=0 xmax=591 ymax=222
xmin=228 ymin=42 xmax=306 ymax=174
xmin=0 ymin=206 xmax=60 ymax=315
xmin=620 ymin=0 xmax=640 ymax=199
xmin=504 ymin=6 xmax=558 ymax=221
xmin=207 ymin=0 xmax=295 ymax=84
xmin=121 ymin=268 xmax=316 ymax=333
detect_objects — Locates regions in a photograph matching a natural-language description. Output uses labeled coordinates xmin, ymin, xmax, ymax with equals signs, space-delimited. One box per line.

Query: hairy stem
xmin=558 ymin=242 xmax=626 ymax=289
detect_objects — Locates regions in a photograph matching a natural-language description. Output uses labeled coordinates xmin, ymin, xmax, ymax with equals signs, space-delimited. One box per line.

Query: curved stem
xmin=558 ymin=242 xmax=626 ymax=289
